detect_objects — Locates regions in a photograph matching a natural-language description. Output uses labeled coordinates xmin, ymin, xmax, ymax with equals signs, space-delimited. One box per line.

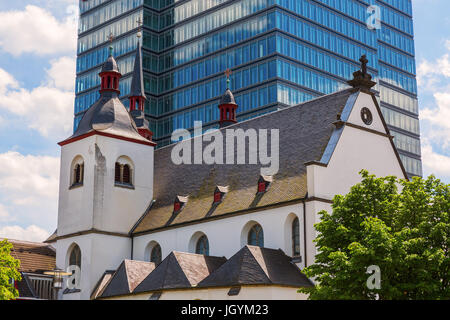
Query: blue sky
xmin=0 ymin=0 xmax=449 ymax=242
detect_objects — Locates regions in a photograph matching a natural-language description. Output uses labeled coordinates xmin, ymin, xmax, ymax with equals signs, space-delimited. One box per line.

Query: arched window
xmin=150 ymin=244 xmax=162 ymax=265
xmin=195 ymin=235 xmax=209 ymax=256
xmin=292 ymin=217 xmax=300 ymax=257
xmin=114 ymin=156 xmax=134 ymax=186
xmin=69 ymin=244 xmax=81 ymax=269
xmin=248 ymin=224 xmax=264 ymax=247
xmin=70 ymin=156 xmax=84 ymax=187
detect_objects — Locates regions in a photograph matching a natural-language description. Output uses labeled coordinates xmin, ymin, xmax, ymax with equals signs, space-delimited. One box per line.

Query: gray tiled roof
xmin=95 ymin=247 xmax=311 ymax=298
xmin=68 ymin=91 xmax=149 ymax=143
xmin=197 ymin=246 xmax=313 ymax=288
xmin=99 ymin=260 xmax=156 ymax=298
xmin=133 ymin=88 xmax=356 ymax=234
xmin=129 ymin=41 xmax=146 ymax=99
xmin=133 ymin=252 xmax=227 ymax=294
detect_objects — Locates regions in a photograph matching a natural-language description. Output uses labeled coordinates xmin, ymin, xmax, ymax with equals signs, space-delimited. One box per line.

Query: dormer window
xmin=213 ymin=186 xmax=228 ymax=204
xmin=114 ymin=156 xmax=134 ymax=188
xmin=70 ymin=156 xmax=84 ymax=188
xmin=173 ymin=196 xmax=188 ymax=213
xmin=258 ymin=181 xmax=266 ymax=193
xmin=257 ymin=175 xmax=273 ymax=194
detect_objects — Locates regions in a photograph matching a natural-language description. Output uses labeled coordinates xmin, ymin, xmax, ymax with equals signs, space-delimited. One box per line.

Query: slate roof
xmin=197 ymin=246 xmax=313 ymax=288
xmin=132 ymin=88 xmax=356 ymax=234
xmin=132 ymin=252 xmax=227 ymax=294
xmin=95 ymin=247 xmax=311 ymax=298
xmin=65 ymin=91 xmax=150 ymax=143
xmin=101 ymin=53 xmax=119 ymax=73
xmin=129 ymin=41 xmax=146 ymax=99
xmin=4 ymin=238 xmax=56 ymax=274
xmin=99 ymin=260 xmax=156 ymax=298
xmin=91 ymin=270 xmax=115 ymax=300
xmin=220 ymin=88 xmax=237 ymax=105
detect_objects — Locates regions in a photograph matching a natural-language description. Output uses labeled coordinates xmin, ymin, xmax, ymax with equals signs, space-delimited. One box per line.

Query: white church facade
xmin=47 ymin=39 xmax=407 ymax=300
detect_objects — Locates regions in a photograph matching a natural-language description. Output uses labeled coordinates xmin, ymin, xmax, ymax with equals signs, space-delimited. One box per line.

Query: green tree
xmin=299 ymin=170 xmax=450 ymax=300
xmin=0 ymin=239 xmax=21 ymax=300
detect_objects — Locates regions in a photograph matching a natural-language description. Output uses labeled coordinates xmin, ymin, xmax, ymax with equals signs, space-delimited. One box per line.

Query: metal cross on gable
xmin=360 ymin=54 xmax=368 ymax=76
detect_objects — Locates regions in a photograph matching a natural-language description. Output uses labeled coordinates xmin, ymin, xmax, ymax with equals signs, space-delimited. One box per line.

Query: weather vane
xmin=224 ymin=68 xmax=232 ymax=88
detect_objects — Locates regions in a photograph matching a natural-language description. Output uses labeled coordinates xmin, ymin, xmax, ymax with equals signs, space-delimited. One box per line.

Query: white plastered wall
xmin=103 ymin=286 xmax=308 ymax=300
xmin=134 ymin=203 xmax=307 ymax=269
xmin=56 ymin=133 xmax=154 ymax=300
xmin=57 ymin=134 xmax=154 ymax=235
xmin=55 ymin=233 xmax=131 ymax=300
xmin=305 ymin=91 xmax=406 ymax=264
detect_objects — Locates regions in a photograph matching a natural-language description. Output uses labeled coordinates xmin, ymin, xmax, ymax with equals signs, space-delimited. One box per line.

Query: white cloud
xmin=421 ymin=140 xmax=450 ymax=181
xmin=0 ymin=225 xmax=50 ymax=242
xmin=0 ymin=56 xmax=75 ymax=139
xmin=0 ymin=204 xmax=11 ymax=222
xmin=0 ymin=5 xmax=78 ymax=56
xmin=417 ymin=39 xmax=450 ymax=182
xmin=0 ymin=151 xmax=60 ymax=205
xmin=0 ymin=151 xmax=59 ymax=236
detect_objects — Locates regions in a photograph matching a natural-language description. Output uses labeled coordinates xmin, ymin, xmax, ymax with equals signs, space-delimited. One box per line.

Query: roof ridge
xmin=0 ymin=238 xmax=50 ymax=246
xmin=154 ymin=87 xmax=356 ymax=153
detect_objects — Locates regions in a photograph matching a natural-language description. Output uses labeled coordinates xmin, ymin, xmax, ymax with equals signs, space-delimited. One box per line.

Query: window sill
xmin=114 ymin=182 xmax=135 ymax=190
xmin=69 ymin=183 xmax=83 ymax=190
xmin=291 ymin=256 xmax=302 ymax=263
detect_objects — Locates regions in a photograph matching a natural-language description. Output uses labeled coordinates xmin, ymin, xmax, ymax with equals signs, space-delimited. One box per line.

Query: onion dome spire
xmin=218 ymin=68 xmax=238 ymax=128
xmin=99 ymin=34 xmax=121 ymax=95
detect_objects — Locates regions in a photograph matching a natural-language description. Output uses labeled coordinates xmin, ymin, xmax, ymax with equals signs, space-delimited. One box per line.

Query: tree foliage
xmin=0 ymin=239 xmax=21 ymax=300
xmin=299 ymin=170 xmax=450 ymax=300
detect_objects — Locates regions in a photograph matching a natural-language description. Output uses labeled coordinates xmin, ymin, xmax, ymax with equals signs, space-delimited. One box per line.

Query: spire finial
xmin=224 ymin=68 xmax=232 ymax=89
xmin=347 ymin=54 xmax=376 ymax=90
xmin=360 ymin=54 xmax=368 ymax=76
xmin=107 ymin=32 xmax=115 ymax=56
xmin=136 ymin=17 xmax=143 ymax=42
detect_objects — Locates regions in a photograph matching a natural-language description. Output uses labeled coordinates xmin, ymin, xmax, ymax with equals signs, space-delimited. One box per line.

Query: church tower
xmin=54 ymin=45 xmax=156 ymax=300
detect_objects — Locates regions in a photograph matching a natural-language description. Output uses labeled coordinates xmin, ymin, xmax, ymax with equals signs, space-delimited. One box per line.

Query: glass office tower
xmin=74 ymin=0 xmax=421 ymax=177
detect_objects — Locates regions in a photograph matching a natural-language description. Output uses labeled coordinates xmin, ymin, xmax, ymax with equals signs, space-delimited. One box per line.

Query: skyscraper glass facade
xmin=75 ymin=0 xmax=421 ymax=177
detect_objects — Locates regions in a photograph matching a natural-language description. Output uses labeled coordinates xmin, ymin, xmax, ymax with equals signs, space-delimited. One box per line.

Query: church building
xmin=48 ymin=34 xmax=407 ymax=300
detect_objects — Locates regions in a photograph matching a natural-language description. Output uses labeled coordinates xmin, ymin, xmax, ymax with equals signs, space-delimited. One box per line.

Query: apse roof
xmin=197 ymin=246 xmax=313 ymax=288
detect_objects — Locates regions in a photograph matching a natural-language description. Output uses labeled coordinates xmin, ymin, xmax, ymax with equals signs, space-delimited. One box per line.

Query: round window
xmin=361 ymin=107 xmax=373 ymax=125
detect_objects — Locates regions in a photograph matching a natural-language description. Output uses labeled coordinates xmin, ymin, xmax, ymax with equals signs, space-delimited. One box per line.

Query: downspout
xmin=129 ymin=199 xmax=156 ymax=260
xmin=302 ymin=196 xmax=308 ymax=268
